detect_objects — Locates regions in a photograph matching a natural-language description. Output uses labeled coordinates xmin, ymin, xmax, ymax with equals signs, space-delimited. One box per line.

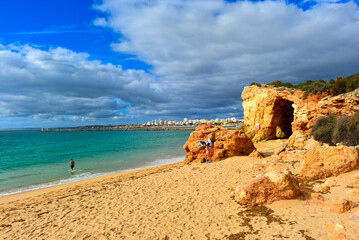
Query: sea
xmin=0 ymin=130 xmax=191 ymax=197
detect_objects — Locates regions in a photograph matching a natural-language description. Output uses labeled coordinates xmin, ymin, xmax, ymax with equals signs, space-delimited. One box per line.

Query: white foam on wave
xmin=0 ymin=155 xmax=185 ymax=197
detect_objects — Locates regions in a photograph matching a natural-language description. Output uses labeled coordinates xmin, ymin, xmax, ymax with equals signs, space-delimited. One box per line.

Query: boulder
xmin=328 ymin=199 xmax=358 ymax=214
xmin=309 ymin=193 xmax=327 ymax=206
xmin=299 ymin=145 xmax=359 ymax=180
xmin=286 ymin=130 xmax=310 ymax=150
xmin=313 ymin=179 xmax=336 ymax=193
xmin=276 ymin=126 xmax=286 ymax=139
xmin=183 ymin=124 xmax=256 ymax=164
xmin=248 ymin=149 xmax=264 ymax=158
xmin=313 ymin=183 xmax=330 ymax=194
xmin=234 ymin=170 xmax=301 ymax=206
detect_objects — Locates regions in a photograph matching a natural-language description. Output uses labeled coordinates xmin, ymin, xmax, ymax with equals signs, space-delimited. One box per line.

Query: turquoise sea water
xmin=0 ymin=130 xmax=191 ymax=196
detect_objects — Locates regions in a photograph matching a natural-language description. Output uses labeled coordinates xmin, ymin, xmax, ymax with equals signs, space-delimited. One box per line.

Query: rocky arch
xmin=242 ymin=85 xmax=358 ymax=142
xmin=271 ymin=97 xmax=294 ymax=137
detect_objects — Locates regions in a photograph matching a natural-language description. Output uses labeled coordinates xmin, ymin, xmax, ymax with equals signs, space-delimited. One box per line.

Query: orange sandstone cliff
xmin=241 ymin=85 xmax=359 ymax=142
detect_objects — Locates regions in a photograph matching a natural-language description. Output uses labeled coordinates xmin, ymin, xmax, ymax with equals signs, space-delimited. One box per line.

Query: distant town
xmin=41 ymin=117 xmax=244 ymax=131
xmin=143 ymin=117 xmax=243 ymax=126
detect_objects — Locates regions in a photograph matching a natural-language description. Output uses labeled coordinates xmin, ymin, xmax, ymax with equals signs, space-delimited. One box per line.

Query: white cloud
xmin=93 ymin=17 xmax=108 ymax=27
xmin=93 ymin=0 xmax=359 ymax=119
xmin=2 ymin=0 xmax=359 ymax=126
xmin=0 ymin=45 xmax=164 ymax=121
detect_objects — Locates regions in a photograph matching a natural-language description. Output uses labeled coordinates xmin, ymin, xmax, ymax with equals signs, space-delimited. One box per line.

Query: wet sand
xmin=1 ymin=140 xmax=358 ymax=240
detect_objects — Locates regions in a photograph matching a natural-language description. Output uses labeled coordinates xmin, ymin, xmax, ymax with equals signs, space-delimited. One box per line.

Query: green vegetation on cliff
xmin=311 ymin=112 xmax=359 ymax=146
xmin=251 ymin=72 xmax=359 ymax=96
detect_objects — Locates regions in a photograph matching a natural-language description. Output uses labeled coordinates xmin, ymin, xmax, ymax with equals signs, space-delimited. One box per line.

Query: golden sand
xmin=1 ymin=140 xmax=358 ymax=240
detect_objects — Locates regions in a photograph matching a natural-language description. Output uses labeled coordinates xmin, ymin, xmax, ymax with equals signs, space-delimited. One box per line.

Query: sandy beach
xmin=1 ymin=140 xmax=358 ymax=240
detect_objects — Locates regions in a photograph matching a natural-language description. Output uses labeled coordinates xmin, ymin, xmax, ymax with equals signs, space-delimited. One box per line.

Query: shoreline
xmin=0 ymin=155 xmax=185 ymax=201
xmin=1 ymin=140 xmax=358 ymax=239
xmin=0 ymin=160 xmax=184 ymax=205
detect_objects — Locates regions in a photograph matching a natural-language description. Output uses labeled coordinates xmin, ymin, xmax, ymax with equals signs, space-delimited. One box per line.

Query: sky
xmin=0 ymin=0 xmax=359 ymax=129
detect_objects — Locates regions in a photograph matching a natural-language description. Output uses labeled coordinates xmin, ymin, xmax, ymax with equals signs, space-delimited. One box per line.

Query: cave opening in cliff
xmin=272 ymin=98 xmax=294 ymax=137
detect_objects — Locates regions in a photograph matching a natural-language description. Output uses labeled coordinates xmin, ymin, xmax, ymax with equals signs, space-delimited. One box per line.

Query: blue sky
xmin=0 ymin=0 xmax=359 ymax=129
xmin=0 ymin=0 xmax=150 ymax=70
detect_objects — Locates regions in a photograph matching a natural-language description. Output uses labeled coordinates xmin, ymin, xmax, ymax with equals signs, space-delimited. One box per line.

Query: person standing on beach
xmin=70 ymin=159 xmax=75 ymax=172
xmin=205 ymin=143 xmax=211 ymax=162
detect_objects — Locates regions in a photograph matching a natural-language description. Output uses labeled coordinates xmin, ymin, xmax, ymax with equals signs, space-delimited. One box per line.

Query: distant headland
xmin=40 ymin=117 xmax=244 ymax=132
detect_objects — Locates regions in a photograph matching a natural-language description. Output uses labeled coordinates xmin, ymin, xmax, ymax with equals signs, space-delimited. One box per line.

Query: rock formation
xmin=318 ymin=88 xmax=359 ymax=116
xmin=313 ymin=180 xmax=332 ymax=193
xmin=234 ymin=170 xmax=301 ymax=206
xmin=248 ymin=149 xmax=264 ymax=158
xmin=299 ymin=145 xmax=359 ymax=180
xmin=241 ymin=85 xmax=359 ymax=142
xmin=308 ymin=193 xmax=327 ymax=206
xmin=286 ymin=130 xmax=310 ymax=150
xmin=183 ymin=124 xmax=255 ymax=164
xmin=328 ymin=199 xmax=358 ymax=214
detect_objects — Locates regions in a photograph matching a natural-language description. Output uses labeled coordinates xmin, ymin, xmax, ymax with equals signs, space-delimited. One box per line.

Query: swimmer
xmin=70 ymin=159 xmax=75 ymax=172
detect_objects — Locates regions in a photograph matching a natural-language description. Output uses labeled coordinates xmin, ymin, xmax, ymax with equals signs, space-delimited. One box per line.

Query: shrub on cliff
xmin=268 ymin=81 xmax=294 ymax=88
xmin=250 ymin=82 xmax=262 ymax=87
xmin=296 ymin=79 xmax=332 ymax=94
xmin=332 ymin=74 xmax=359 ymax=95
xmin=311 ymin=115 xmax=337 ymax=145
xmin=311 ymin=113 xmax=359 ymax=146
xmin=332 ymin=112 xmax=359 ymax=146
xmin=259 ymin=72 xmax=359 ymax=96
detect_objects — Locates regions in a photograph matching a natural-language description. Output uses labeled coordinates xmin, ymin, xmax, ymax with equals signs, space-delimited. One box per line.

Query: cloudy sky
xmin=0 ymin=0 xmax=358 ymax=129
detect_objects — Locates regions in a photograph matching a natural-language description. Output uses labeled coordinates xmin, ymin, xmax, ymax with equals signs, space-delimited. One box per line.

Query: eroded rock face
xmin=318 ymin=88 xmax=359 ymax=116
xmin=299 ymin=146 xmax=359 ymax=180
xmin=234 ymin=170 xmax=301 ymax=206
xmin=183 ymin=124 xmax=255 ymax=164
xmin=241 ymin=85 xmax=359 ymax=141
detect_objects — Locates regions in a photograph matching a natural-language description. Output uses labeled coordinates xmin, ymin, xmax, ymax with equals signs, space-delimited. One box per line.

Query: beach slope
xmin=1 ymin=140 xmax=358 ymax=240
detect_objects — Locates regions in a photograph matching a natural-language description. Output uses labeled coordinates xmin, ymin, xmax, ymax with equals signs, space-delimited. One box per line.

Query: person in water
xmin=70 ymin=159 xmax=75 ymax=172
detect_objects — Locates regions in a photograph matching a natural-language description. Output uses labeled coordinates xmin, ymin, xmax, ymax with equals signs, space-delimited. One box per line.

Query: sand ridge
xmin=0 ymin=140 xmax=358 ymax=239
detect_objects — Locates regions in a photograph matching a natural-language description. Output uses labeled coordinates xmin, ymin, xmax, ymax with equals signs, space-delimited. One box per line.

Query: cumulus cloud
xmin=0 ymin=45 xmax=164 ymax=121
xmin=2 ymin=0 xmax=359 ymax=127
xmin=94 ymin=0 xmax=359 ymax=119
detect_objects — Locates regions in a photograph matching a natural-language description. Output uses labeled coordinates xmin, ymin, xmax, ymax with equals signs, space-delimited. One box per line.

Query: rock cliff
xmin=241 ymin=85 xmax=359 ymax=141
xmin=183 ymin=124 xmax=255 ymax=164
